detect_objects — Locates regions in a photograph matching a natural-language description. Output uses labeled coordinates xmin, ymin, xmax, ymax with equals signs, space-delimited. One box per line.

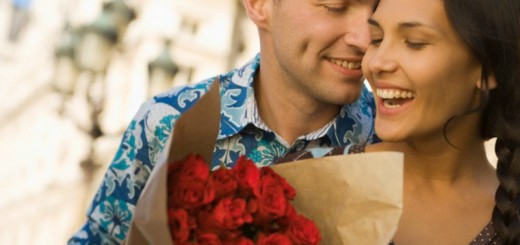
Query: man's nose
xmin=342 ymin=8 xmax=372 ymax=53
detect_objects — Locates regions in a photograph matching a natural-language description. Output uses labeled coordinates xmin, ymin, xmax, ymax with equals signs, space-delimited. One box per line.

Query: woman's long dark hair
xmin=444 ymin=0 xmax=520 ymax=243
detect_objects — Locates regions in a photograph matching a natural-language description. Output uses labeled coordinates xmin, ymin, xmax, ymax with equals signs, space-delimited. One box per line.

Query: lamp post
xmin=147 ymin=40 xmax=179 ymax=98
xmin=74 ymin=9 xmax=119 ymax=182
xmin=52 ymin=24 xmax=81 ymax=113
xmin=75 ymin=9 xmax=118 ymax=74
xmin=102 ymin=0 xmax=136 ymax=39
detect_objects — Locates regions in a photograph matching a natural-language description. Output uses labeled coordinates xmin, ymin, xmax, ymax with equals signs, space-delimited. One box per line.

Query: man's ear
xmin=242 ymin=0 xmax=271 ymax=29
xmin=476 ymin=73 xmax=497 ymax=90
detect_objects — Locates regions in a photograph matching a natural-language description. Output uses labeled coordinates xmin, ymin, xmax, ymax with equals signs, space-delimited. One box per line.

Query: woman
xmin=278 ymin=0 xmax=520 ymax=243
xmin=364 ymin=0 xmax=520 ymax=242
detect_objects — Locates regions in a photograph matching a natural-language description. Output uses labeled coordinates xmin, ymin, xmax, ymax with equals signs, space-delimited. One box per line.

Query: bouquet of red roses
xmin=124 ymin=80 xmax=403 ymax=245
xmin=167 ymin=153 xmax=321 ymax=245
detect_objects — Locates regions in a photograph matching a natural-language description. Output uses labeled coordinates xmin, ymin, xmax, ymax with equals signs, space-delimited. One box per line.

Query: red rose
xmin=222 ymin=236 xmax=255 ymax=245
xmin=196 ymin=232 xmax=222 ymax=245
xmin=198 ymin=197 xmax=253 ymax=231
xmin=257 ymin=233 xmax=293 ymax=245
xmin=169 ymin=179 xmax=215 ymax=210
xmin=166 ymin=155 xmax=320 ymax=245
xmin=260 ymin=167 xmax=296 ymax=200
xmin=208 ymin=167 xmax=238 ymax=199
xmin=234 ymin=156 xmax=261 ymax=198
xmin=256 ymin=174 xmax=289 ymax=223
xmin=168 ymin=208 xmax=193 ymax=244
xmin=286 ymin=215 xmax=321 ymax=245
xmin=275 ymin=204 xmax=298 ymax=230
xmin=246 ymin=198 xmax=258 ymax=214
xmin=174 ymin=154 xmax=211 ymax=182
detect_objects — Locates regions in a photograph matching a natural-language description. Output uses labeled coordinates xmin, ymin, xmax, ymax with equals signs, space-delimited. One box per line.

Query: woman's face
xmin=362 ymin=0 xmax=483 ymax=143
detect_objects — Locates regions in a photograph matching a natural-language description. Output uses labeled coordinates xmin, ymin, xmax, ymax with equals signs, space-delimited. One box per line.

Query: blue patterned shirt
xmin=68 ymin=54 xmax=378 ymax=244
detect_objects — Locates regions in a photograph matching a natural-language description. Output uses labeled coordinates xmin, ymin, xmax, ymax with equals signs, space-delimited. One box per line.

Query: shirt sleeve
xmin=67 ymin=100 xmax=177 ymax=244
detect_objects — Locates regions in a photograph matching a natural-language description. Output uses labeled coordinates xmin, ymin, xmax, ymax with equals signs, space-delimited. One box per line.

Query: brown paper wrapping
xmin=124 ymin=78 xmax=404 ymax=244
xmin=125 ymin=138 xmax=172 ymax=245
xmin=270 ymin=153 xmax=403 ymax=245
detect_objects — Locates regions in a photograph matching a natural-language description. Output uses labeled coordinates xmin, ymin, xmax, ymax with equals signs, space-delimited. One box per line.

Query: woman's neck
xmin=367 ymin=140 xmax=494 ymax=185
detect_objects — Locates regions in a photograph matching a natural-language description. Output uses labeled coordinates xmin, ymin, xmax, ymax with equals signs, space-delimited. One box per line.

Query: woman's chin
xmin=375 ymin=128 xmax=407 ymax=143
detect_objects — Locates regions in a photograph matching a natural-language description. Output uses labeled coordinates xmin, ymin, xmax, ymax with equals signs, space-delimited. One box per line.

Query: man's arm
xmin=67 ymin=102 xmax=177 ymax=244
xmin=68 ymin=79 xmax=216 ymax=244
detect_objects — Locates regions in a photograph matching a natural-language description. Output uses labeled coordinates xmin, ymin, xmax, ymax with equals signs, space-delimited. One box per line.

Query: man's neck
xmin=253 ymin=69 xmax=341 ymax=145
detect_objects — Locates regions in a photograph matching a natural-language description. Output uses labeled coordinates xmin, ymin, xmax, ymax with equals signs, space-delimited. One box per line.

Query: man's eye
xmin=324 ymin=5 xmax=347 ymax=13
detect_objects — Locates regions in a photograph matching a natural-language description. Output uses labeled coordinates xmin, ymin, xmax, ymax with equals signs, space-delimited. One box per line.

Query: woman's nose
xmin=364 ymin=42 xmax=398 ymax=75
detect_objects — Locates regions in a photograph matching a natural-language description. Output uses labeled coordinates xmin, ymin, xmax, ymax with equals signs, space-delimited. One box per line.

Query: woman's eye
xmin=405 ymin=40 xmax=428 ymax=50
xmin=324 ymin=5 xmax=347 ymax=13
xmin=370 ymin=38 xmax=383 ymax=46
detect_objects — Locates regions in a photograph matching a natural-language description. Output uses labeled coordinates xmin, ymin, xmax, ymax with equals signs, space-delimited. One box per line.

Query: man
xmin=68 ymin=0 xmax=378 ymax=243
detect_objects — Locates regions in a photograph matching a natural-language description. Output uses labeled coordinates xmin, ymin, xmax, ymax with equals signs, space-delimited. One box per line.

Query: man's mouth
xmin=328 ymin=58 xmax=361 ymax=70
xmin=376 ymin=88 xmax=416 ymax=108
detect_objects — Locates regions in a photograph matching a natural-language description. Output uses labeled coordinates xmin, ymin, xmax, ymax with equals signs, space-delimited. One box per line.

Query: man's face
xmin=267 ymin=0 xmax=375 ymax=105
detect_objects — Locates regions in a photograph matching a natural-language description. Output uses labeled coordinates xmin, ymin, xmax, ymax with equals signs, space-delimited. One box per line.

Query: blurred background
xmin=0 ymin=0 xmax=258 ymax=243
xmin=0 ymin=0 xmax=497 ymax=244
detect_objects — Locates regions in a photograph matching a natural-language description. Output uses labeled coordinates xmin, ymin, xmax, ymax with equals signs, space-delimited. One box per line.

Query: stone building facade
xmin=0 ymin=0 xmax=258 ymax=244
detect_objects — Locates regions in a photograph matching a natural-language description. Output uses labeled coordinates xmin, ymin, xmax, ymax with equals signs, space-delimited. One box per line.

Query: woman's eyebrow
xmin=369 ymin=18 xmax=438 ymax=34
xmin=399 ymin=22 xmax=424 ymax=29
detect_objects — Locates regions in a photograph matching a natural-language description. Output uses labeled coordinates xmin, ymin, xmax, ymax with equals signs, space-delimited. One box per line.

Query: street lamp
xmin=75 ymin=9 xmax=118 ymax=74
xmin=147 ymin=40 xmax=179 ymax=98
xmin=74 ymin=10 xmax=118 ymax=183
xmin=53 ymin=24 xmax=81 ymax=97
xmin=102 ymin=0 xmax=136 ymax=39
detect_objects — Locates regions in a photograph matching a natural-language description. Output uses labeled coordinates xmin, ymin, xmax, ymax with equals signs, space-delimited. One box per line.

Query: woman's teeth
xmin=376 ymin=89 xmax=415 ymax=99
xmin=376 ymin=89 xmax=415 ymax=108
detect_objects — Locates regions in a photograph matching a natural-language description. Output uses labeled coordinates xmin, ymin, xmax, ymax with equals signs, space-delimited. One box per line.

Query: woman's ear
xmin=242 ymin=0 xmax=271 ymax=29
xmin=476 ymin=74 xmax=497 ymax=90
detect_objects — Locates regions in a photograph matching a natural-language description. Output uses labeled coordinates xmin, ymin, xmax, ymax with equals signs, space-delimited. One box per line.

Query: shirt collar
xmin=217 ymin=54 xmax=334 ymax=141
xmin=217 ymin=54 xmax=376 ymax=146
xmin=216 ymin=54 xmax=260 ymax=139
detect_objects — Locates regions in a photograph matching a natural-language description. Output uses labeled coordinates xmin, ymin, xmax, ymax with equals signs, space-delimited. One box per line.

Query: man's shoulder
xmin=153 ymin=78 xmax=216 ymax=107
xmin=133 ymin=78 xmax=215 ymax=119
xmin=339 ymin=85 xmax=375 ymax=115
xmin=150 ymin=54 xmax=259 ymax=111
xmin=330 ymin=85 xmax=376 ymax=145
xmin=132 ymin=54 xmax=259 ymax=129
xmin=358 ymin=85 xmax=375 ymax=105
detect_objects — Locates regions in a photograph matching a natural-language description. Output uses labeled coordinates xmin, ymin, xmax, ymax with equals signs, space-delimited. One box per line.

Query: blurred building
xmin=0 ymin=0 xmax=258 ymax=244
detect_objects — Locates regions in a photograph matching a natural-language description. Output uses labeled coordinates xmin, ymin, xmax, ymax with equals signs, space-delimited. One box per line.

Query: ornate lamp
xmin=73 ymin=10 xmax=119 ymax=180
xmin=103 ymin=0 xmax=136 ymax=39
xmin=52 ymin=25 xmax=81 ymax=96
xmin=147 ymin=41 xmax=180 ymax=98
xmin=75 ymin=9 xmax=118 ymax=73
